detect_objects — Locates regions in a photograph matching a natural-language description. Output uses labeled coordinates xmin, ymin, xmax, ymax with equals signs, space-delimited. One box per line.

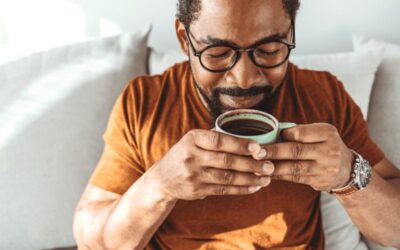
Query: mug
xmin=215 ymin=109 xmax=296 ymax=145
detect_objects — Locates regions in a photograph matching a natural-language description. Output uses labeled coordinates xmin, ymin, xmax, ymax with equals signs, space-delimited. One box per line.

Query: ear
xmin=175 ymin=19 xmax=189 ymax=56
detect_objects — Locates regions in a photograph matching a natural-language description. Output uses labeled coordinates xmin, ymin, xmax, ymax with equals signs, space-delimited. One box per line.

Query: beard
xmin=193 ymin=79 xmax=274 ymax=124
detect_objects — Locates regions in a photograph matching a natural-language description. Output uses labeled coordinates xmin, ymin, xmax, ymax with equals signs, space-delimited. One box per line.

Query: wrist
xmin=330 ymin=149 xmax=372 ymax=196
xmin=339 ymin=149 xmax=356 ymax=188
xmin=122 ymin=170 xmax=177 ymax=211
xmin=142 ymin=165 xmax=178 ymax=204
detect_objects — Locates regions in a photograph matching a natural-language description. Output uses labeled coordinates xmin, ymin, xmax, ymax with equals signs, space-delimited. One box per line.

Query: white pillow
xmin=0 ymin=25 xmax=150 ymax=249
xmin=354 ymin=36 xmax=400 ymax=250
xmin=291 ymin=51 xmax=383 ymax=119
xmin=353 ymin=35 xmax=400 ymax=168
xmin=149 ymin=47 xmax=187 ymax=75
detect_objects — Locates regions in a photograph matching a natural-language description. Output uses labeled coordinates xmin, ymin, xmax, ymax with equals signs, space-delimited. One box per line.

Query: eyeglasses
xmin=185 ymin=21 xmax=296 ymax=73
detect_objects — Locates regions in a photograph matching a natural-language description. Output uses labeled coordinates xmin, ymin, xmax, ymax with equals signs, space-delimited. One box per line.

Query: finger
xmin=200 ymin=168 xmax=272 ymax=187
xmin=203 ymin=184 xmax=265 ymax=196
xmin=201 ymin=151 xmax=274 ymax=175
xmin=280 ymin=123 xmax=338 ymax=143
xmin=254 ymin=142 xmax=322 ymax=160
xmin=189 ymin=129 xmax=262 ymax=156
xmin=271 ymin=160 xmax=319 ymax=185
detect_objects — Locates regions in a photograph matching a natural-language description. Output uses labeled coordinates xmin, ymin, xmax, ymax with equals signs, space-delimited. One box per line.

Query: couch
xmin=0 ymin=25 xmax=399 ymax=249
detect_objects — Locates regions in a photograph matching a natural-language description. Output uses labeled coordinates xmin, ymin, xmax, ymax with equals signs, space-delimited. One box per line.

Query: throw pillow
xmin=354 ymin=35 xmax=400 ymax=168
xmin=0 ymin=25 xmax=150 ymax=249
xmin=291 ymin=51 xmax=383 ymax=119
xmin=353 ymin=35 xmax=400 ymax=250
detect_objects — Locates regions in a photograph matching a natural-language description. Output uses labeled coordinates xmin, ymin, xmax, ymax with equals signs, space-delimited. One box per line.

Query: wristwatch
xmin=329 ymin=150 xmax=372 ymax=196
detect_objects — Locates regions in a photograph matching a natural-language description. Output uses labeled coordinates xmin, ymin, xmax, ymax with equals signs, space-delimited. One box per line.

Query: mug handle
xmin=278 ymin=122 xmax=297 ymax=133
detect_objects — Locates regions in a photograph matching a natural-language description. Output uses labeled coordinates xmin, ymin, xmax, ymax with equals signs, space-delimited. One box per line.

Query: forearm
xmin=103 ymin=172 xmax=177 ymax=249
xmin=75 ymin=171 xmax=177 ymax=250
xmin=336 ymin=169 xmax=400 ymax=248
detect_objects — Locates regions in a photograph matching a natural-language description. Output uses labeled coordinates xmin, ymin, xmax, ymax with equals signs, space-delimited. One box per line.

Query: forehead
xmin=190 ymin=0 xmax=291 ymax=47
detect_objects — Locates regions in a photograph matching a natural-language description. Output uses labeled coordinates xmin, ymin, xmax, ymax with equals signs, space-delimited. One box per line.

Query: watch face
xmin=356 ymin=158 xmax=372 ymax=188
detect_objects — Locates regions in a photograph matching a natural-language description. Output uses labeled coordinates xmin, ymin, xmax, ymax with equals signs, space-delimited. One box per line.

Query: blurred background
xmin=1 ymin=0 xmax=400 ymax=55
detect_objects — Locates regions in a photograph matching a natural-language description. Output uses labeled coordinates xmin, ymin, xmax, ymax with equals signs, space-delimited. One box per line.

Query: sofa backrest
xmin=0 ymin=27 xmax=150 ymax=249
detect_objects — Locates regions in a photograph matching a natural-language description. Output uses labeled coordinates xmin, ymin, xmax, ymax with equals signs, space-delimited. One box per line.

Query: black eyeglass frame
xmin=185 ymin=20 xmax=296 ymax=73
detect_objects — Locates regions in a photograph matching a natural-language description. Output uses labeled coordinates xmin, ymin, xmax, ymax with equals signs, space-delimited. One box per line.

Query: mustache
xmin=213 ymin=85 xmax=273 ymax=97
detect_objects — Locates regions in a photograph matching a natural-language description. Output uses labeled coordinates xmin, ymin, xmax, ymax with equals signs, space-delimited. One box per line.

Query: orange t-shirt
xmin=90 ymin=61 xmax=384 ymax=250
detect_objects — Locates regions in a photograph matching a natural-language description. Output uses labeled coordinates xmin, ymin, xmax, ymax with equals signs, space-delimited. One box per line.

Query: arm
xmin=335 ymin=158 xmax=400 ymax=248
xmin=74 ymin=130 xmax=272 ymax=249
xmin=253 ymin=123 xmax=400 ymax=249
xmin=74 ymin=173 xmax=177 ymax=250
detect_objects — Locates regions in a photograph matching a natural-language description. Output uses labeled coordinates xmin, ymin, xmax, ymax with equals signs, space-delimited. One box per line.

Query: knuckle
xmin=292 ymin=143 xmax=303 ymax=159
xmin=331 ymin=167 xmax=340 ymax=175
xmin=327 ymin=127 xmax=339 ymax=138
xmin=186 ymin=129 xmax=198 ymax=141
xmin=183 ymin=168 xmax=195 ymax=181
xmin=209 ymin=132 xmax=222 ymax=148
xmin=242 ymin=186 xmax=252 ymax=194
xmin=269 ymin=144 xmax=278 ymax=158
xmin=327 ymin=146 xmax=341 ymax=157
xmin=291 ymin=128 xmax=301 ymax=141
xmin=182 ymin=151 xmax=195 ymax=165
xmin=292 ymin=161 xmax=302 ymax=182
xmin=200 ymin=168 xmax=211 ymax=180
xmin=216 ymin=185 xmax=227 ymax=195
xmin=223 ymin=171 xmax=234 ymax=185
xmin=219 ymin=153 xmax=232 ymax=168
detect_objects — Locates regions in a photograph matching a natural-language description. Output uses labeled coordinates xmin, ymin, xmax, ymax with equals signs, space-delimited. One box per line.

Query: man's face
xmin=176 ymin=0 xmax=293 ymax=121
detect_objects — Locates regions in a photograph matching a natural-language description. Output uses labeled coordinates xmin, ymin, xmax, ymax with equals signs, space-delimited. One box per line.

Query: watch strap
xmin=329 ymin=184 xmax=359 ymax=196
xmin=329 ymin=149 xmax=363 ymax=196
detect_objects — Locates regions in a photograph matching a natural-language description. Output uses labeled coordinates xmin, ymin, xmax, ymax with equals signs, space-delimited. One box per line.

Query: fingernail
xmin=259 ymin=177 xmax=270 ymax=186
xmin=257 ymin=149 xmax=267 ymax=159
xmin=249 ymin=186 xmax=262 ymax=192
xmin=248 ymin=142 xmax=260 ymax=153
xmin=262 ymin=162 xmax=274 ymax=174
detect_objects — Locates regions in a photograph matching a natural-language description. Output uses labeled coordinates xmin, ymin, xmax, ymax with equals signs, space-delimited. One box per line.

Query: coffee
xmin=220 ymin=119 xmax=274 ymax=136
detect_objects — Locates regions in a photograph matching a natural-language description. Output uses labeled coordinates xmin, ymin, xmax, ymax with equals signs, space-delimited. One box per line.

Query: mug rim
xmin=215 ymin=109 xmax=279 ymax=138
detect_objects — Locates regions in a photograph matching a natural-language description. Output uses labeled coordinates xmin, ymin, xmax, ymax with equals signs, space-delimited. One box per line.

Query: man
xmin=73 ymin=0 xmax=400 ymax=249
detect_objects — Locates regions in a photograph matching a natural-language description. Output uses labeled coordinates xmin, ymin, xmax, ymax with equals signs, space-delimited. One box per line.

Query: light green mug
xmin=215 ymin=109 xmax=296 ymax=145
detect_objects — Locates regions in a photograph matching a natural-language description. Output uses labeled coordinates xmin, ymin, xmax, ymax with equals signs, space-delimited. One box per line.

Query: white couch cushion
xmin=354 ymin=35 xmax=400 ymax=168
xmin=148 ymin=48 xmax=383 ymax=250
xmin=354 ymin=36 xmax=400 ymax=250
xmin=290 ymin=51 xmax=382 ymax=119
xmin=0 ymin=26 xmax=150 ymax=249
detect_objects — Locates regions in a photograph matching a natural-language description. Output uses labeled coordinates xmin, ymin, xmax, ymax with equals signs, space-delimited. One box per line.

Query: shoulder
xmin=288 ymin=62 xmax=345 ymax=93
xmin=120 ymin=61 xmax=189 ymax=104
xmin=118 ymin=61 xmax=190 ymax=125
xmin=287 ymin=62 xmax=349 ymax=107
xmin=125 ymin=61 xmax=190 ymax=96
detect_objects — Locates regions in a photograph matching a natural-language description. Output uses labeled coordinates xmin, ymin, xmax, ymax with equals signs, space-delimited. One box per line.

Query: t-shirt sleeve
xmin=89 ymin=83 xmax=144 ymax=195
xmin=334 ymin=79 xmax=385 ymax=166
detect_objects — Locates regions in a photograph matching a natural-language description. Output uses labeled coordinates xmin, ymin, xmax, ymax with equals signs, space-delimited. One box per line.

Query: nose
xmin=225 ymin=52 xmax=264 ymax=89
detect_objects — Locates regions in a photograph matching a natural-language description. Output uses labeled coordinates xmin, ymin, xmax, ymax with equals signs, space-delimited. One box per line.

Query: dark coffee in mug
xmin=220 ymin=118 xmax=274 ymax=136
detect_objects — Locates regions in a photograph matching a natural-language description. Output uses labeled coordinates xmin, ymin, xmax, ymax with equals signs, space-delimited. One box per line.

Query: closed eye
xmin=207 ymin=51 xmax=231 ymax=59
xmin=256 ymin=48 xmax=280 ymax=56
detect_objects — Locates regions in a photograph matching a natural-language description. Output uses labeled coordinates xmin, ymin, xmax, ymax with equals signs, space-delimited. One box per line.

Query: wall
xmin=0 ymin=0 xmax=399 ymax=54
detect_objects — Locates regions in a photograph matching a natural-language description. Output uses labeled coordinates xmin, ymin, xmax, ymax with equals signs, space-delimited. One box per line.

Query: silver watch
xmin=330 ymin=150 xmax=372 ymax=196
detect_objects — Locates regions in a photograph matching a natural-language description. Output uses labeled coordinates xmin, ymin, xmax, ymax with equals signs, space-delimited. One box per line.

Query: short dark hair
xmin=176 ymin=0 xmax=300 ymax=27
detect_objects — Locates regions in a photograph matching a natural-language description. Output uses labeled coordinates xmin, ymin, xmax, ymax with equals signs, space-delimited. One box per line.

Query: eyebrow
xmin=196 ymin=32 xmax=289 ymax=48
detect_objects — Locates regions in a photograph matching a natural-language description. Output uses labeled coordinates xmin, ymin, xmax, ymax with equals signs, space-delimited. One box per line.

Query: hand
xmin=251 ymin=123 xmax=354 ymax=191
xmin=147 ymin=129 xmax=274 ymax=201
